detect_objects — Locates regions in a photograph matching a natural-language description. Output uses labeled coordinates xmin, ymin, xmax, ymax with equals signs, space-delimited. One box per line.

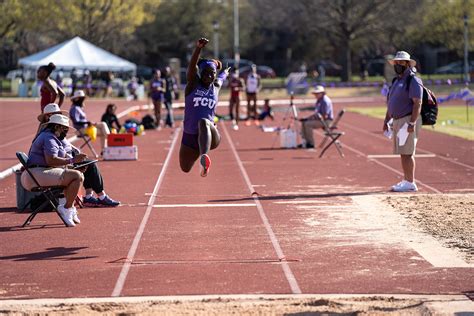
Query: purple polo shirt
xmin=315 ymin=94 xmax=334 ymax=120
xmin=69 ymin=104 xmax=88 ymax=129
xmin=387 ymin=70 xmax=423 ymax=118
xmin=28 ymin=130 xmax=67 ymax=166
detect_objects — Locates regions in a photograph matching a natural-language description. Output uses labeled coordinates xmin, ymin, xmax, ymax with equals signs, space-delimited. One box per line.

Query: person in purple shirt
xmin=180 ymin=37 xmax=229 ymax=177
xmin=69 ymin=90 xmax=110 ymax=153
xmin=298 ymin=85 xmax=334 ymax=149
xmin=21 ymin=114 xmax=86 ymax=227
xmin=383 ymin=51 xmax=423 ymax=192
xmin=149 ymin=69 xmax=165 ymax=128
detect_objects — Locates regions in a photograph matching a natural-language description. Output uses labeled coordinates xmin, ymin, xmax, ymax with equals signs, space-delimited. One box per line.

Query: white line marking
xmin=221 ymin=122 xmax=302 ymax=294
xmin=315 ymin=130 xmax=442 ymax=194
xmin=111 ymin=127 xmax=181 ymax=297
xmin=342 ymin=143 xmax=442 ymax=194
xmin=0 ymin=134 xmax=34 ymax=149
xmin=367 ymin=154 xmax=436 ymax=158
xmin=152 ymin=203 xmax=256 ymax=208
xmin=0 ymin=105 xmax=142 ymax=181
xmin=340 ymin=121 xmax=474 ymax=170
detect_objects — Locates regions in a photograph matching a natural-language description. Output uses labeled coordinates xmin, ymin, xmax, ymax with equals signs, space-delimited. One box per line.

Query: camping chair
xmin=76 ymin=129 xmax=99 ymax=158
xmin=317 ymin=109 xmax=345 ymax=158
xmin=16 ymin=152 xmax=82 ymax=227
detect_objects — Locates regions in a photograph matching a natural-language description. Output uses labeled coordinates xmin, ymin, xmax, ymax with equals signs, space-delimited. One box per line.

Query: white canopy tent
xmin=18 ymin=36 xmax=136 ymax=73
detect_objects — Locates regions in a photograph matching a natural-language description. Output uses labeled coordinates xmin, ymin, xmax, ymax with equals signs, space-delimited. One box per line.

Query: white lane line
xmin=340 ymin=142 xmax=442 ymax=194
xmin=152 ymin=203 xmax=255 ymax=208
xmin=367 ymin=154 xmax=436 ymax=159
xmin=221 ymin=122 xmax=302 ymax=294
xmin=0 ymin=134 xmax=34 ymax=149
xmin=111 ymin=127 xmax=181 ymax=297
xmin=0 ymin=105 xmax=142 ymax=181
xmin=315 ymin=129 xmax=442 ymax=193
xmin=340 ymin=121 xmax=474 ymax=170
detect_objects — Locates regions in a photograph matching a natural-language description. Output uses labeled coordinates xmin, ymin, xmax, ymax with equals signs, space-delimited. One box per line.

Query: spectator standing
xmin=163 ymin=66 xmax=177 ymax=127
xmin=150 ymin=69 xmax=165 ymax=128
xmin=37 ymin=62 xmax=65 ymax=112
xmin=298 ymin=85 xmax=334 ymax=149
xmin=245 ymin=64 xmax=262 ymax=120
xmin=383 ymin=51 xmax=423 ymax=192
xmin=83 ymin=70 xmax=93 ymax=96
xmin=103 ymin=71 xmax=114 ymax=98
xmin=229 ymin=68 xmax=245 ymax=130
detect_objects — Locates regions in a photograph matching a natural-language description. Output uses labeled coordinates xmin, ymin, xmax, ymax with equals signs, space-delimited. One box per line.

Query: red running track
xmin=0 ymin=98 xmax=472 ymax=299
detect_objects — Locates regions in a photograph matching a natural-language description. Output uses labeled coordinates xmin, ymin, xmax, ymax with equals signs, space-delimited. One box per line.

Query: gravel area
xmin=384 ymin=193 xmax=474 ymax=263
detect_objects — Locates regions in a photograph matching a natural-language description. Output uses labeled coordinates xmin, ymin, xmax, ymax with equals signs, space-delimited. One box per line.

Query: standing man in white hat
xmin=298 ymin=85 xmax=334 ymax=149
xmin=384 ymin=51 xmax=423 ymax=192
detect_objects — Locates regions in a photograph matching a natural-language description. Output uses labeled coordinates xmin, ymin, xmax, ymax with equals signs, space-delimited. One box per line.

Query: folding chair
xmin=76 ymin=130 xmax=99 ymax=158
xmin=15 ymin=152 xmax=83 ymax=227
xmin=317 ymin=109 xmax=345 ymax=158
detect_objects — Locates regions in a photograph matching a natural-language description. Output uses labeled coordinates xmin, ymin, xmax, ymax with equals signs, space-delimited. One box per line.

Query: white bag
xmin=280 ymin=129 xmax=298 ymax=148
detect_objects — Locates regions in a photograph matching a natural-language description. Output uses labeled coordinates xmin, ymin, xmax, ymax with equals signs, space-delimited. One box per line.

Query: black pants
xmin=83 ymin=163 xmax=104 ymax=194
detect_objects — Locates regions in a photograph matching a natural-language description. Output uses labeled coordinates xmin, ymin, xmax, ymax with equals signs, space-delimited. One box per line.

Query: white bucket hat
xmin=44 ymin=114 xmax=75 ymax=130
xmin=37 ymin=103 xmax=68 ymax=122
xmin=389 ymin=51 xmax=417 ymax=67
xmin=311 ymin=85 xmax=325 ymax=94
xmin=71 ymin=90 xmax=86 ymax=100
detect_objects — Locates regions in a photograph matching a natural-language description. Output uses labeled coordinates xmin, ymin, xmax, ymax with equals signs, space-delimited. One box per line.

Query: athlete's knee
xmin=180 ymin=162 xmax=192 ymax=173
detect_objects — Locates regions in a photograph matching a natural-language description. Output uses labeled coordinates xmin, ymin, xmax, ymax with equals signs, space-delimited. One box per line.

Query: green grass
xmin=348 ymin=105 xmax=474 ymax=140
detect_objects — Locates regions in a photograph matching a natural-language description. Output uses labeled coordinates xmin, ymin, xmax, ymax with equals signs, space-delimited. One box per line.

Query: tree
xmin=311 ymin=0 xmax=419 ymax=81
xmin=409 ymin=0 xmax=474 ymax=57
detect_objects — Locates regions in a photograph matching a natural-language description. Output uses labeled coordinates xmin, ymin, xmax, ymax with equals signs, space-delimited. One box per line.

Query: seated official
xmin=299 ymin=85 xmax=334 ymax=148
xmin=21 ymin=114 xmax=85 ymax=227
xmin=69 ymin=90 xmax=110 ymax=153
xmin=39 ymin=105 xmax=120 ymax=207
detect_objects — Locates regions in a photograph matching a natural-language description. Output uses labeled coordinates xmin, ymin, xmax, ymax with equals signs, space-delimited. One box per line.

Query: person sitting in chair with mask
xmin=38 ymin=105 xmax=120 ymax=208
xmin=298 ymin=85 xmax=334 ymax=149
xmin=21 ymin=114 xmax=85 ymax=227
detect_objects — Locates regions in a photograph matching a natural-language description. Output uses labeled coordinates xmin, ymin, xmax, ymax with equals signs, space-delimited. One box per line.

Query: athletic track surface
xmin=0 ymin=97 xmax=472 ymax=302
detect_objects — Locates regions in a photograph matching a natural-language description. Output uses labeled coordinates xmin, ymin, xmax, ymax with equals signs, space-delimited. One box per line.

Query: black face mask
xmin=58 ymin=131 xmax=67 ymax=140
xmin=394 ymin=64 xmax=407 ymax=75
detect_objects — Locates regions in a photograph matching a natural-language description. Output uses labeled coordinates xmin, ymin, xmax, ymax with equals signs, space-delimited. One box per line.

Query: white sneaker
xmin=72 ymin=207 xmax=81 ymax=224
xmin=232 ymin=124 xmax=239 ymax=130
xmin=57 ymin=205 xmax=76 ymax=227
xmin=391 ymin=180 xmax=418 ymax=192
xmin=391 ymin=180 xmax=407 ymax=191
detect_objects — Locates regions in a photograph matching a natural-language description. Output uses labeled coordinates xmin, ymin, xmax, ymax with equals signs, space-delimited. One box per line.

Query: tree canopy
xmin=1 ymin=0 xmax=472 ymax=80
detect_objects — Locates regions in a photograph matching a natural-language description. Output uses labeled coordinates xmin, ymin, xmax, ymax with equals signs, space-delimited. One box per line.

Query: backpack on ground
xmin=391 ymin=75 xmax=438 ymax=125
xmin=141 ymin=114 xmax=157 ymax=129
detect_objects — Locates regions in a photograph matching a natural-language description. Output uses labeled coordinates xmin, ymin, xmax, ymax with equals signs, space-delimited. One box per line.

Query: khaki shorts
xmin=392 ymin=116 xmax=421 ymax=155
xmin=20 ymin=167 xmax=66 ymax=191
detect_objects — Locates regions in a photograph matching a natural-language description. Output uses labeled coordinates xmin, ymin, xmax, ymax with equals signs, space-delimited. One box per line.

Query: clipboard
xmin=73 ymin=159 xmax=98 ymax=169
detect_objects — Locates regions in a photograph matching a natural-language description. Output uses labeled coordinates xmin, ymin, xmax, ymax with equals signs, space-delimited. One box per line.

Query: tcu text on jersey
xmin=192 ymin=97 xmax=217 ymax=109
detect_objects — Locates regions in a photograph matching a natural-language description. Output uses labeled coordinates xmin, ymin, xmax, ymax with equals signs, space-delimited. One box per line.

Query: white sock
xmin=85 ymin=193 xmax=93 ymax=199
xmin=99 ymin=194 xmax=107 ymax=201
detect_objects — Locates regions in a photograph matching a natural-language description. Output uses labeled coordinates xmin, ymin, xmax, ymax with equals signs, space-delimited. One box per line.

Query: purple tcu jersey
xmin=184 ymin=83 xmax=219 ymax=134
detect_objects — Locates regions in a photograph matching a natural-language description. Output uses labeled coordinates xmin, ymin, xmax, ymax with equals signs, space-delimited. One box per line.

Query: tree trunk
xmin=341 ymin=40 xmax=352 ymax=82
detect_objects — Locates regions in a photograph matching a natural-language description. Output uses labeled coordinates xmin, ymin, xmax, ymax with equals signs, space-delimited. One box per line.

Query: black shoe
xmin=297 ymin=143 xmax=314 ymax=149
xmin=306 ymin=144 xmax=315 ymax=148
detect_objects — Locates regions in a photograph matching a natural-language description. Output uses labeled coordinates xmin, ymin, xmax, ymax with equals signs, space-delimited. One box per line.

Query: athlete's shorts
xmin=181 ymin=132 xmax=199 ymax=150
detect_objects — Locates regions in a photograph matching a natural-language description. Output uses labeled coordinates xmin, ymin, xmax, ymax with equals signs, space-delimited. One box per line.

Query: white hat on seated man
xmin=71 ymin=90 xmax=86 ymax=100
xmin=45 ymin=114 xmax=75 ymax=130
xmin=311 ymin=85 xmax=325 ymax=94
xmin=37 ymin=103 xmax=68 ymax=122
